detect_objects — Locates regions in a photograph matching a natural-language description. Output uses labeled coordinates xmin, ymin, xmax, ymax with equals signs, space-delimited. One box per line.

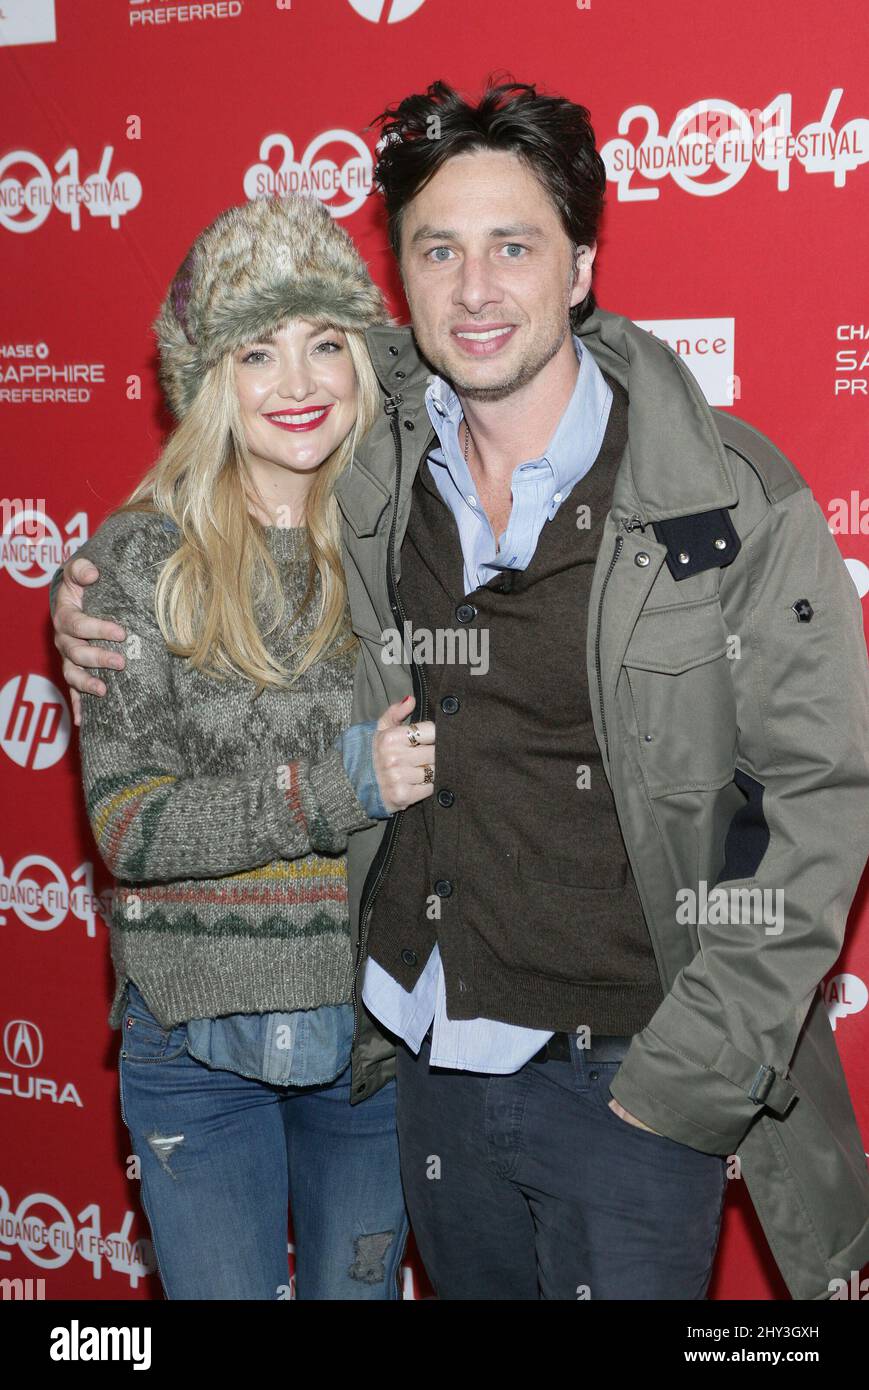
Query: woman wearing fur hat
xmin=49 ymin=194 xmax=434 ymax=1299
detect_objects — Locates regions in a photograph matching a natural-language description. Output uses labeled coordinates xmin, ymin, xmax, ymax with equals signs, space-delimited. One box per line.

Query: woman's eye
xmin=241 ymin=349 xmax=269 ymax=364
xmin=314 ymin=340 xmax=342 ymax=353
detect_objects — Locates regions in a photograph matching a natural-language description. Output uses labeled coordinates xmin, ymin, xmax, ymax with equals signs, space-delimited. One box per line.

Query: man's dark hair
xmin=370 ymin=77 xmax=607 ymax=328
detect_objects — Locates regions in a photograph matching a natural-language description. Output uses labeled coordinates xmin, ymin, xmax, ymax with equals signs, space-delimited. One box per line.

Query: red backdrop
xmin=1 ymin=0 xmax=867 ymax=1300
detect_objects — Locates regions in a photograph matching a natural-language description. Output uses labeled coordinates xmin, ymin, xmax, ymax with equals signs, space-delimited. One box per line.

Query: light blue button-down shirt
xmin=362 ymin=335 xmax=613 ymax=1073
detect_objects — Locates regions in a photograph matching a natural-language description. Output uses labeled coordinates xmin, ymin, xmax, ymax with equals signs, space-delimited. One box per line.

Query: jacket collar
xmin=338 ymin=309 xmax=738 ymax=535
xmin=576 ymin=308 xmax=738 ymax=520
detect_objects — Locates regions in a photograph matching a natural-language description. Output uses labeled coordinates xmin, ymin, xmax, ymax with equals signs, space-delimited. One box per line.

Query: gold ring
xmin=423 ymin=764 xmax=434 ymax=783
xmin=407 ymin=723 xmax=421 ymax=746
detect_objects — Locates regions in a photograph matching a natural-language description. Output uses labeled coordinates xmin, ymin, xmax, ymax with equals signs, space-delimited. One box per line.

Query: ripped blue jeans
xmin=119 ymin=982 xmax=408 ymax=1300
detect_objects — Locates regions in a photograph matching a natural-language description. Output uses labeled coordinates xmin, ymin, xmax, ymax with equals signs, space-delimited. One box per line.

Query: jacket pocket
xmin=622 ymin=597 xmax=737 ymax=797
xmin=493 ymin=852 xmax=637 ymax=984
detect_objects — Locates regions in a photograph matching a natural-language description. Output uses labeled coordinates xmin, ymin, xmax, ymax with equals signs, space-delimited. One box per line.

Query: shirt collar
xmin=424 ymin=335 xmax=611 ymax=496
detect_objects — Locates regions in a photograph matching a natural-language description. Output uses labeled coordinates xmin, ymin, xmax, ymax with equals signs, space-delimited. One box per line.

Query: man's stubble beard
xmin=417 ymin=316 xmax=572 ymax=403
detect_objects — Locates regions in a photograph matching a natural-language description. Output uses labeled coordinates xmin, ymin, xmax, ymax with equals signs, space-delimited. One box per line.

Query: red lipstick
xmin=263 ymin=404 xmax=335 ymax=433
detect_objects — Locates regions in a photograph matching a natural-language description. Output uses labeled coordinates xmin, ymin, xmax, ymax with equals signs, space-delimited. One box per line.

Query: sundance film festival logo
xmin=0 ymin=146 xmax=142 ymax=234
xmin=347 ymin=0 xmax=426 ymax=20
xmin=1 ymin=1020 xmax=82 ymax=1107
xmin=602 ymin=87 xmax=867 ymax=200
xmin=0 ymin=854 xmax=111 ymax=937
xmin=0 ymin=675 xmax=70 ymax=769
xmin=244 ymin=132 xmax=372 ymax=219
xmin=0 ymin=1185 xmax=155 ymax=1288
xmin=1 ymin=501 xmax=88 ymax=583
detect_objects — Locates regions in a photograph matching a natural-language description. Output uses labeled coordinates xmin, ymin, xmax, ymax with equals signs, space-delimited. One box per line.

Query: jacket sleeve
xmin=608 ymin=479 xmax=869 ymax=1154
xmin=77 ymin=518 xmax=374 ymax=883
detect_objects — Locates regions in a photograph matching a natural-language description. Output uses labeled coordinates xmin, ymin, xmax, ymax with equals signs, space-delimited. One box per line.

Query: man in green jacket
xmin=51 ymin=80 xmax=869 ymax=1301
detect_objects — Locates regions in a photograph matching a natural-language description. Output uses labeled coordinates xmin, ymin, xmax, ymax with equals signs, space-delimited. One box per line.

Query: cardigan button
xmin=437 ymin=789 xmax=455 ymax=807
xmin=434 ymin=879 xmax=453 ymax=897
xmin=401 ymin=948 xmax=418 ymax=966
xmin=441 ymin=695 xmax=460 ymax=714
xmin=455 ymin=603 xmax=477 ymax=623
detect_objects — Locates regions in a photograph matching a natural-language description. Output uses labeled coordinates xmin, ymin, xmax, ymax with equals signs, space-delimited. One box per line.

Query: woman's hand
xmin=373 ymin=695 xmax=436 ymax=813
xmin=52 ymin=554 xmax=127 ymax=725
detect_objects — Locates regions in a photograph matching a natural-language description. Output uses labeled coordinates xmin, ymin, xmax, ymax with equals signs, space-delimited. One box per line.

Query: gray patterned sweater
xmin=64 ymin=509 xmax=374 ymax=1030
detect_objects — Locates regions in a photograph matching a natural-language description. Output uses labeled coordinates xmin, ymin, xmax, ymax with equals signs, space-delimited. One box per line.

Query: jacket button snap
xmin=394 ymin=369 xmax=406 ymax=379
xmin=635 ymin=552 xmax=650 ymax=567
xmin=455 ymin=604 xmax=477 ymax=623
xmin=403 ymin=419 xmax=415 ymax=430
xmin=434 ymin=879 xmax=453 ymax=897
xmin=388 ymin=345 xmax=399 ymax=356
xmin=441 ymin=695 xmax=460 ymax=714
xmin=401 ymin=948 xmax=418 ymax=966
xmin=437 ymin=788 xmax=455 ymax=807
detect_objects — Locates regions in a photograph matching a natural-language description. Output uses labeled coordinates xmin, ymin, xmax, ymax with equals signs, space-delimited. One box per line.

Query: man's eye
xmin=501 ymin=244 xmax=528 ymax=258
xmin=426 ymin=247 xmax=454 ymax=262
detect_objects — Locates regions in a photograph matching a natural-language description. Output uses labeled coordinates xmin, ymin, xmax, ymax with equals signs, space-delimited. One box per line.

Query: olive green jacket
xmin=339 ymin=307 xmax=869 ymax=1301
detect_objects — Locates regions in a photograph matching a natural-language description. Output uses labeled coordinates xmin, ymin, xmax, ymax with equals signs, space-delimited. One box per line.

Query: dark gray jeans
xmin=395 ymin=1031 xmax=728 ymax=1299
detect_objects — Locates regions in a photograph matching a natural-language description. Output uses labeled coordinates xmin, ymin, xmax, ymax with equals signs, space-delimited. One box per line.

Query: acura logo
xmin=4 ymin=1019 xmax=43 ymax=1068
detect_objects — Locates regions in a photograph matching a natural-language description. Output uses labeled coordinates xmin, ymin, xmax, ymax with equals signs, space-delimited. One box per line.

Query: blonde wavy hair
xmin=111 ymin=324 xmax=380 ymax=694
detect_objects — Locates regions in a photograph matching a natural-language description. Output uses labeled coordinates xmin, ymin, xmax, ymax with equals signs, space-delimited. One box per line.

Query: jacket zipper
xmin=350 ymin=393 xmax=428 ymax=1071
xmin=594 ymin=512 xmax=644 ymax=765
xmin=592 ymin=510 xmax=669 ymax=989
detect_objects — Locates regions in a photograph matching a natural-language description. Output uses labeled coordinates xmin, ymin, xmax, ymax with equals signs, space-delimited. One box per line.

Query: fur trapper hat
xmin=153 ymin=193 xmax=391 ymax=420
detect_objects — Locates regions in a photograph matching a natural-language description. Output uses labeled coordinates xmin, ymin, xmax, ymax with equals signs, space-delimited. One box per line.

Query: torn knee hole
xmin=145 ymin=1131 xmax=184 ymax=1176
xmin=348 ymin=1231 xmax=394 ymax=1284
